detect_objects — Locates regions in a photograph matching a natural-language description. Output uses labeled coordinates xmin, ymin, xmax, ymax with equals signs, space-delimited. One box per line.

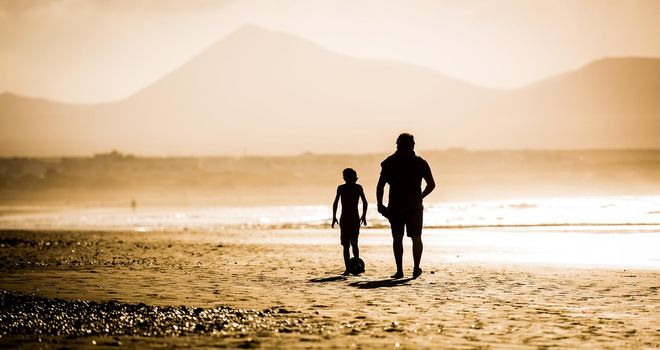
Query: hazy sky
xmin=1 ymin=0 xmax=660 ymax=103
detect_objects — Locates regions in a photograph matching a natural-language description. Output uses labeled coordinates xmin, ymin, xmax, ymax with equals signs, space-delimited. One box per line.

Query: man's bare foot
xmin=342 ymin=270 xmax=351 ymax=276
xmin=413 ymin=268 xmax=423 ymax=279
xmin=391 ymin=271 xmax=404 ymax=279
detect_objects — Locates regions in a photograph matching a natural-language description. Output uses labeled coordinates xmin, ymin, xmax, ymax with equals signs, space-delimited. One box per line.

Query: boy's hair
xmin=396 ymin=133 xmax=415 ymax=150
xmin=342 ymin=168 xmax=358 ymax=181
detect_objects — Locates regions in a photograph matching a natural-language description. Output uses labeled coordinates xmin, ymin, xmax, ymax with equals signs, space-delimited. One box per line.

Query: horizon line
xmin=2 ymin=147 xmax=660 ymax=159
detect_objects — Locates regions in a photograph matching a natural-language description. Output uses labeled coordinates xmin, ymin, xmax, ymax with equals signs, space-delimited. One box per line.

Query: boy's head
xmin=396 ymin=133 xmax=415 ymax=151
xmin=342 ymin=168 xmax=358 ymax=183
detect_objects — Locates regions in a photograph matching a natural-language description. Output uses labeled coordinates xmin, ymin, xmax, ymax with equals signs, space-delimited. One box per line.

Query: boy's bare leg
xmin=342 ymin=245 xmax=351 ymax=275
xmin=351 ymin=239 xmax=359 ymax=259
xmin=392 ymin=234 xmax=404 ymax=278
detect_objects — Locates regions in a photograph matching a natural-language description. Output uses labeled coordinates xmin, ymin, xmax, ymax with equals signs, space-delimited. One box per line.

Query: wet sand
xmin=1 ymin=229 xmax=659 ymax=349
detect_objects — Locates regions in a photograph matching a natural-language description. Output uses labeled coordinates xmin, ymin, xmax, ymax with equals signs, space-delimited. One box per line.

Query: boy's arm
xmin=360 ymin=186 xmax=368 ymax=226
xmin=332 ymin=186 xmax=340 ymax=228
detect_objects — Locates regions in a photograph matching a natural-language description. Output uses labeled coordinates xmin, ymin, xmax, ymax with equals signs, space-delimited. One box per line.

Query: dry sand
xmin=1 ymin=229 xmax=659 ymax=349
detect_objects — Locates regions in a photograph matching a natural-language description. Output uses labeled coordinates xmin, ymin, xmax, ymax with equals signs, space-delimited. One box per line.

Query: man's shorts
xmin=388 ymin=205 xmax=423 ymax=237
xmin=340 ymin=215 xmax=360 ymax=246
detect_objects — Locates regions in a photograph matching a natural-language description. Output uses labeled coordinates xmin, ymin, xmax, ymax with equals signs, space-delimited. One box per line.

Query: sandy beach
xmin=1 ymin=228 xmax=659 ymax=349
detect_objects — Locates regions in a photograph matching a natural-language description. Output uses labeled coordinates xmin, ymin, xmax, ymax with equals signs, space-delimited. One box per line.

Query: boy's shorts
xmin=388 ymin=205 xmax=423 ymax=237
xmin=340 ymin=215 xmax=360 ymax=246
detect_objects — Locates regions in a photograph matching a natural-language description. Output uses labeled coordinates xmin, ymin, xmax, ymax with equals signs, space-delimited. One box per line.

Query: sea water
xmin=1 ymin=195 xmax=658 ymax=231
xmin=1 ymin=195 xmax=659 ymax=269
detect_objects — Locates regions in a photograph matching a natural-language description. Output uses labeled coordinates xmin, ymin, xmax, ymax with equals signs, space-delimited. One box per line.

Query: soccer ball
xmin=349 ymin=257 xmax=365 ymax=275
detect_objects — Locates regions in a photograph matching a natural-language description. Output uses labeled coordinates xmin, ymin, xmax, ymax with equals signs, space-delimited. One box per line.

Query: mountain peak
xmin=222 ymin=24 xmax=298 ymax=44
xmin=184 ymin=24 xmax=326 ymax=64
xmin=229 ymin=24 xmax=278 ymax=36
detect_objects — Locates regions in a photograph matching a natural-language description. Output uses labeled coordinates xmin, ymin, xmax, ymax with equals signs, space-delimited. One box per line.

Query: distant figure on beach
xmin=377 ymin=133 xmax=435 ymax=279
xmin=131 ymin=199 xmax=137 ymax=212
xmin=332 ymin=168 xmax=368 ymax=275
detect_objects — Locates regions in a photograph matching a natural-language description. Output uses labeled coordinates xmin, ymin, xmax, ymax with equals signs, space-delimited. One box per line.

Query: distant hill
xmin=492 ymin=57 xmax=660 ymax=149
xmin=1 ymin=26 xmax=659 ymax=156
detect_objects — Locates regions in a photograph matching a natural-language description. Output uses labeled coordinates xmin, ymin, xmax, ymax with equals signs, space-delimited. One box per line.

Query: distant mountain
xmin=1 ymin=26 xmax=659 ymax=156
xmin=492 ymin=57 xmax=660 ymax=149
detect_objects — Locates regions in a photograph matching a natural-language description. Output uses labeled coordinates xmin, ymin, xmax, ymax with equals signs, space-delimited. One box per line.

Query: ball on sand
xmin=349 ymin=257 xmax=365 ymax=275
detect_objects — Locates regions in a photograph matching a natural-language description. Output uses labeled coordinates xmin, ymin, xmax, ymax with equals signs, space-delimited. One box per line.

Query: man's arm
xmin=376 ymin=175 xmax=387 ymax=212
xmin=332 ymin=186 xmax=340 ymax=228
xmin=421 ymin=170 xmax=436 ymax=200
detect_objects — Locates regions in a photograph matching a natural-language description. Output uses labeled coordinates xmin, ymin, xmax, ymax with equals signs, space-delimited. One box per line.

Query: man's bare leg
xmin=392 ymin=234 xmax=404 ymax=278
xmin=411 ymin=235 xmax=423 ymax=278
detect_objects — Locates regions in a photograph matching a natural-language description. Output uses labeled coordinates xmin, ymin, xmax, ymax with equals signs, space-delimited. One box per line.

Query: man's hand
xmin=332 ymin=217 xmax=338 ymax=228
xmin=377 ymin=204 xmax=389 ymax=218
xmin=360 ymin=215 xmax=367 ymax=226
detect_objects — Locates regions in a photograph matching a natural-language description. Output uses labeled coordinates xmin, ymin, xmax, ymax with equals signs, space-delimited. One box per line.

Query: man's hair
xmin=396 ymin=133 xmax=415 ymax=150
xmin=342 ymin=168 xmax=358 ymax=181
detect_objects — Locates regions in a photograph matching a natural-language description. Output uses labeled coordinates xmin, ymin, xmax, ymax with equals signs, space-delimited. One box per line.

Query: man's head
xmin=342 ymin=168 xmax=358 ymax=183
xmin=396 ymin=133 xmax=415 ymax=151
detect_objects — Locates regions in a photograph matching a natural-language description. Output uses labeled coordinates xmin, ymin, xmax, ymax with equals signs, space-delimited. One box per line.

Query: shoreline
xmin=3 ymin=226 xmax=658 ymax=270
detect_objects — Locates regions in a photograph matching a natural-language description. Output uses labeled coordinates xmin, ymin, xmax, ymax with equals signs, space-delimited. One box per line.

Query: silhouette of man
xmin=377 ymin=133 xmax=435 ymax=279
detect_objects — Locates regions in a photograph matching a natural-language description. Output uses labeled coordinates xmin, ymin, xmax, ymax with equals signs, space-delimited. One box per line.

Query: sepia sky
xmin=1 ymin=0 xmax=660 ymax=103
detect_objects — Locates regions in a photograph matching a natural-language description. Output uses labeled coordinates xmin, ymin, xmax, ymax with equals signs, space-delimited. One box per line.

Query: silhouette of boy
xmin=332 ymin=168 xmax=368 ymax=275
